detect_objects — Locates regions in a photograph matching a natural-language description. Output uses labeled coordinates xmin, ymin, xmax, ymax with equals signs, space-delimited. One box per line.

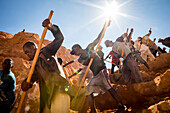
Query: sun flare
xmin=75 ymin=0 xmax=136 ymax=31
xmin=103 ymin=1 xmax=119 ymax=19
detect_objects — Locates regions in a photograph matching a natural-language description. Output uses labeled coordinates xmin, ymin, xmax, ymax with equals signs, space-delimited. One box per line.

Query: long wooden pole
xmin=71 ymin=19 xmax=110 ymax=103
xmin=62 ymin=66 xmax=72 ymax=85
xmin=16 ymin=10 xmax=54 ymax=113
xmin=118 ymin=28 xmax=128 ymax=72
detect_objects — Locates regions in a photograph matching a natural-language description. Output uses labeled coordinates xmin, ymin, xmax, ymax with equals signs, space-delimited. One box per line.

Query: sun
xmin=74 ymin=0 xmax=135 ymax=31
xmin=103 ymin=1 xmax=119 ymax=19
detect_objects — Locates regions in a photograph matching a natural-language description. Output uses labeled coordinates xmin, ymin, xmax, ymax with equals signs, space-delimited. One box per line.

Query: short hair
xmin=104 ymin=40 xmax=110 ymax=46
xmin=137 ymin=37 xmax=142 ymax=39
xmin=4 ymin=58 xmax=14 ymax=68
xmin=72 ymin=44 xmax=82 ymax=49
xmin=23 ymin=41 xmax=37 ymax=48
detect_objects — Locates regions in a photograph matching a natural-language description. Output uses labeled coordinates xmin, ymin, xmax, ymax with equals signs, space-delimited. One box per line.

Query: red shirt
xmin=109 ymin=51 xmax=119 ymax=63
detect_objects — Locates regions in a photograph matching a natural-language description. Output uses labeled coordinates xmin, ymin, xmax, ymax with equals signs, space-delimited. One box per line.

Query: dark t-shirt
xmin=78 ymin=47 xmax=105 ymax=76
xmin=29 ymin=25 xmax=69 ymax=112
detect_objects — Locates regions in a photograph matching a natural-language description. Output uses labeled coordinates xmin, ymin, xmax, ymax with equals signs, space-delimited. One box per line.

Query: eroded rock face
xmin=0 ymin=31 xmax=80 ymax=113
xmin=0 ymin=31 xmax=170 ymax=113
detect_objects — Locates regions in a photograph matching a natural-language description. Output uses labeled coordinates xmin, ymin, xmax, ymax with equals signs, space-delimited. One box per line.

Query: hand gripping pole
xmin=71 ymin=18 xmax=110 ymax=104
xmin=16 ymin=10 xmax=54 ymax=113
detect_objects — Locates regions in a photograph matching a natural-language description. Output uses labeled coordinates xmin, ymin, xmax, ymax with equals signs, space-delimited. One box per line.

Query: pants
xmin=86 ymin=70 xmax=112 ymax=95
xmin=122 ymin=54 xmax=143 ymax=84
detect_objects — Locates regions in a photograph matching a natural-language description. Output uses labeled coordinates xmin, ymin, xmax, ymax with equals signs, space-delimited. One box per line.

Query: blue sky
xmin=0 ymin=0 xmax=170 ymax=67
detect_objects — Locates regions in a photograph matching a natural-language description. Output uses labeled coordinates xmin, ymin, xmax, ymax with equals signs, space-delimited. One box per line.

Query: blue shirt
xmin=0 ymin=70 xmax=16 ymax=93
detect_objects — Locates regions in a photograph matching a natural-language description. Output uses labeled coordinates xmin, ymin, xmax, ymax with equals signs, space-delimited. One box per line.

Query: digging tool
xmin=16 ymin=10 xmax=54 ymax=113
xmin=62 ymin=65 xmax=72 ymax=85
xmin=70 ymin=18 xmax=111 ymax=111
xmin=118 ymin=28 xmax=128 ymax=71
xmin=112 ymin=28 xmax=129 ymax=82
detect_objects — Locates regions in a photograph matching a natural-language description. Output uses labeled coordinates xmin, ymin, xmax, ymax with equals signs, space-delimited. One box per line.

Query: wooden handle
xmin=16 ymin=10 xmax=54 ymax=113
xmin=118 ymin=28 xmax=128 ymax=72
xmin=63 ymin=66 xmax=72 ymax=85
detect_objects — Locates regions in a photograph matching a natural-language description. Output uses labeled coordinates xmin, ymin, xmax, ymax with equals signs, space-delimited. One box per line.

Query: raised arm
xmin=143 ymin=28 xmax=152 ymax=39
xmin=116 ymin=33 xmax=126 ymax=42
xmin=42 ymin=19 xmax=64 ymax=56
xmin=127 ymin=28 xmax=133 ymax=43
xmin=87 ymin=20 xmax=111 ymax=50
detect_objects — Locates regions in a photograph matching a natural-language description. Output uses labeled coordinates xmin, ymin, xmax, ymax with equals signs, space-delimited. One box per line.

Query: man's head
xmin=23 ymin=41 xmax=37 ymax=60
xmin=158 ymin=38 xmax=163 ymax=43
xmin=137 ymin=37 xmax=142 ymax=41
xmin=70 ymin=44 xmax=82 ymax=56
xmin=2 ymin=58 xmax=14 ymax=72
xmin=104 ymin=40 xmax=113 ymax=47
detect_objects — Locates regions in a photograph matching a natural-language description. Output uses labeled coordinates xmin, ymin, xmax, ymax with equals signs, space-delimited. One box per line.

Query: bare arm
xmin=42 ymin=25 xmax=64 ymax=57
xmin=41 ymin=19 xmax=64 ymax=57
xmin=143 ymin=28 xmax=152 ymax=39
xmin=87 ymin=20 xmax=111 ymax=50
xmin=127 ymin=28 xmax=133 ymax=43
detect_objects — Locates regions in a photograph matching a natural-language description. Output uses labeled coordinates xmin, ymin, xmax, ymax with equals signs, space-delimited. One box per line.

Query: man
xmin=158 ymin=37 xmax=170 ymax=48
xmin=104 ymin=50 xmax=120 ymax=74
xmin=70 ymin=20 xmax=126 ymax=113
xmin=105 ymin=40 xmax=143 ymax=84
xmin=0 ymin=58 xmax=16 ymax=113
xmin=21 ymin=19 xmax=70 ymax=113
xmin=141 ymin=29 xmax=162 ymax=57
xmin=134 ymin=37 xmax=155 ymax=62
xmin=116 ymin=29 xmax=151 ymax=70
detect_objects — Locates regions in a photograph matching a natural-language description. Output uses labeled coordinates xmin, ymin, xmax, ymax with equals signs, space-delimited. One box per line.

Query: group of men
xmin=0 ymin=18 xmax=169 ymax=113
